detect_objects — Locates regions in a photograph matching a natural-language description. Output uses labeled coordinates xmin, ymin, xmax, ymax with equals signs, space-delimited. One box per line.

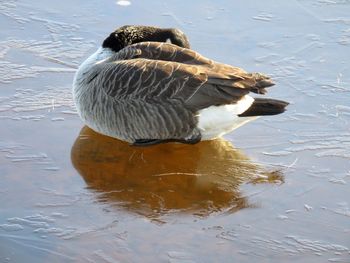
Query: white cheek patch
xmin=166 ymin=38 xmax=172 ymax=43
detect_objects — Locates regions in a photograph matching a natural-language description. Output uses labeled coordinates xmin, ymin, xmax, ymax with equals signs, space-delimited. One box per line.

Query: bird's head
xmin=102 ymin=25 xmax=190 ymax=52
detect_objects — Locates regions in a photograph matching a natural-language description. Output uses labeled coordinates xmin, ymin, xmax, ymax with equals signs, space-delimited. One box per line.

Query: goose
xmin=73 ymin=25 xmax=288 ymax=146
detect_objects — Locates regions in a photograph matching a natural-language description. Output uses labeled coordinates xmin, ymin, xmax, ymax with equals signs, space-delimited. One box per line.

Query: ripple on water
xmin=263 ymin=131 xmax=350 ymax=160
xmin=0 ymin=0 xmax=29 ymax=24
xmin=0 ymin=87 xmax=77 ymax=121
xmin=0 ymin=141 xmax=59 ymax=171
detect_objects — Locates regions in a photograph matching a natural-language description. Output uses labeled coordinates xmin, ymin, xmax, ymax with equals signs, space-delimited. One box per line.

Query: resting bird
xmin=73 ymin=25 xmax=288 ymax=146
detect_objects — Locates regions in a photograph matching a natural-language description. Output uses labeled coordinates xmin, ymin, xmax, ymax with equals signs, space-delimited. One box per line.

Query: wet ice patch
xmin=0 ymin=87 xmax=76 ymax=121
xmin=323 ymin=202 xmax=350 ymax=217
xmin=0 ymin=0 xmax=350 ymax=261
xmin=248 ymin=235 xmax=350 ymax=258
xmin=7 ymin=217 xmax=50 ymax=228
xmin=0 ymin=0 xmax=29 ymax=24
xmin=0 ymin=141 xmax=59 ymax=171
xmin=0 ymin=14 xmax=94 ymax=83
xmin=167 ymin=251 xmax=195 ymax=263
xmin=116 ymin=0 xmax=131 ymax=6
xmin=252 ymin=13 xmax=275 ymax=22
xmin=0 ymin=39 xmax=93 ymax=65
xmin=285 ymin=235 xmax=349 ymax=254
xmin=263 ymin=131 xmax=350 ymax=160
xmin=0 ymin=223 xmax=24 ymax=231
xmin=0 ymin=61 xmax=75 ymax=84
xmin=0 ymin=212 xmax=78 ymax=240
xmin=0 ymin=39 xmax=91 ymax=84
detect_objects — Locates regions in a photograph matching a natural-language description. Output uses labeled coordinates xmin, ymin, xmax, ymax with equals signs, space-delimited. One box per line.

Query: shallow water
xmin=1 ymin=0 xmax=349 ymax=262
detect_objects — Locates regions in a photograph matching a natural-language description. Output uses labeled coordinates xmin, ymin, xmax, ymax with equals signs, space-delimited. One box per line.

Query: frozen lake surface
xmin=0 ymin=0 xmax=349 ymax=262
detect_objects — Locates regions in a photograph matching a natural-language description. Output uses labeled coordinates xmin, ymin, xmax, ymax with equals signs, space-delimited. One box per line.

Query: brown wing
xmin=98 ymin=58 xmax=208 ymax=101
xmin=90 ymin=46 xmax=274 ymax=141
xmin=111 ymin=41 xmax=274 ymax=94
xmin=90 ymin=59 xmax=208 ymax=141
xmin=98 ymin=42 xmax=275 ymax=108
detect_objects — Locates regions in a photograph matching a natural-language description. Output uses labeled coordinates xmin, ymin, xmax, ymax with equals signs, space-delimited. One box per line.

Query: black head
xmin=102 ymin=25 xmax=190 ymax=52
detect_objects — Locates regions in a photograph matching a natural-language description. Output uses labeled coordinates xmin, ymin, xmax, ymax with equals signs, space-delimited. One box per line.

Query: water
xmin=1 ymin=0 xmax=349 ymax=262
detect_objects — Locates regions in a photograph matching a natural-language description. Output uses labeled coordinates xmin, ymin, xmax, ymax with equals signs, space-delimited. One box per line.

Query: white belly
xmin=197 ymin=95 xmax=257 ymax=140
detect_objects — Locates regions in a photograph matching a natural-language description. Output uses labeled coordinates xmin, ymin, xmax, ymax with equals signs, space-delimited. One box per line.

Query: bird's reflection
xmin=71 ymin=126 xmax=283 ymax=219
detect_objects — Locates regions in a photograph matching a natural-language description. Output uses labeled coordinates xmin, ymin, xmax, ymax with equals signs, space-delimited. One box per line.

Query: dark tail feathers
xmin=239 ymin=98 xmax=289 ymax=117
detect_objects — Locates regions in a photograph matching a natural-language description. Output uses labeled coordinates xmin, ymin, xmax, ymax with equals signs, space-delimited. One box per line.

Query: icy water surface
xmin=1 ymin=0 xmax=349 ymax=262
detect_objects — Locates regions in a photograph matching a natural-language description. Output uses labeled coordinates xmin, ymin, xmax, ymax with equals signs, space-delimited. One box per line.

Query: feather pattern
xmin=73 ymin=28 xmax=286 ymax=144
